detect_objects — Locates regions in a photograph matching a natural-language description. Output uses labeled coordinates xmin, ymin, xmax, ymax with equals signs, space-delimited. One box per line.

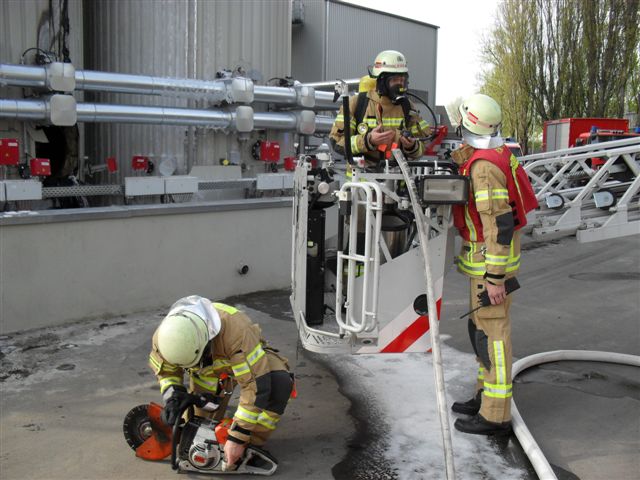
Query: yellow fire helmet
xmin=458 ymin=93 xmax=504 ymax=149
xmin=157 ymin=306 xmax=212 ymax=368
xmin=370 ymin=50 xmax=408 ymax=77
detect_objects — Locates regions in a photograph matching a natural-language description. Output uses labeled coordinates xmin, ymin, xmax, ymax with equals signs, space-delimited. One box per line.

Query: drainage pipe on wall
xmin=511 ymin=350 xmax=640 ymax=480
xmin=0 ymin=63 xmax=338 ymax=109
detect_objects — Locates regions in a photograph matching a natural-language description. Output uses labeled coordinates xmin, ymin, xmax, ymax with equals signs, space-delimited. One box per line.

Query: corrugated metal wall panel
xmin=325 ymin=2 xmax=437 ymax=105
xmin=83 ymin=0 xmax=189 ymax=183
xmin=0 ymin=0 xmax=84 ymax=68
xmin=194 ymin=0 xmax=291 ymax=167
xmin=84 ymin=0 xmax=291 ymax=182
xmin=291 ymin=0 xmax=326 ymax=82
xmin=1 ymin=0 xmax=84 ymax=172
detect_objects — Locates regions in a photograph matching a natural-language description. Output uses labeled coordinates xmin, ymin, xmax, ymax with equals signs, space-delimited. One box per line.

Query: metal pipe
xmin=1 ymin=63 xmax=339 ymax=108
xmin=302 ymin=78 xmax=360 ymax=90
xmin=0 ymin=97 xmax=335 ymax=132
xmin=0 ymin=64 xmax=47 ymax=88
xmin=0 ymin=98 xmax=49 ymax=120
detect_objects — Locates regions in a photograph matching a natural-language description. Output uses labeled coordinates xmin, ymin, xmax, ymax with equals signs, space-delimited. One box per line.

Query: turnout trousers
xmin=468 ymin=277 xmax=513 ymax=423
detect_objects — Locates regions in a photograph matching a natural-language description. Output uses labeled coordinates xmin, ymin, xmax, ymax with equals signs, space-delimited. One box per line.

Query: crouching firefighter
xmin=149 ymin=296 xmax=294 ymax=468
xmin=450 ymin=94 xmax=538 ymax=435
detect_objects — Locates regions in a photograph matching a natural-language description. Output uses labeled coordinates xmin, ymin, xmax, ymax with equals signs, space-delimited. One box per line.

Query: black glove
xmin=161 ymin=386 xmax=188 ymax=426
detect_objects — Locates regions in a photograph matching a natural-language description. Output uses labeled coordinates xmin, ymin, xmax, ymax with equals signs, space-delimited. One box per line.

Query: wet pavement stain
xmin=325 ymin=356 xmax=398 ymax=480
xmin=569 ymin=272 xmax=640 ymax=281
xmin=98 ymin=321 xmax=128 ymax=329
xmin=56 ymin=364 xmax=76 ymax=371
xmin=521 ymin=239 xmax=562 ymax=251
xmin=222 ymin=289 xmax=295 ymax=322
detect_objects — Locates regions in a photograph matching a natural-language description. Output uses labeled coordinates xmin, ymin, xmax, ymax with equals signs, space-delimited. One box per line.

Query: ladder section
xmin=522 ymin=138 xmax=640 ymax=242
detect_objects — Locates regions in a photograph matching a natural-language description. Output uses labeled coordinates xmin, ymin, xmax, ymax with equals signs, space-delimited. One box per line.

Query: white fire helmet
xmin=458 ymin=94 xmax=504 ymax=149
xmin=370 ymin=50 xmax=409 ymax=77
xmin=157 ymin=302 xmax=215 ymax=368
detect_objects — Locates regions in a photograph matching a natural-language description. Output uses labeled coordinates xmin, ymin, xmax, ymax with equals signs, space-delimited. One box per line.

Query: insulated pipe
xmin=0 ymin=98 xmax=49 ymax=120
xmin=302 ymin=78 xmax=360 ymax=90
xmin=395 ymin=149 xmax=456 ymax=479
xmin=0 ymin=63 xmax=47 ymax=88
xmin=511 ymin=350 xmax=640 ymax=480
xmin=0 ymin=97 xmax=335 ymax=133
xmin=1 ymin=63 xmax=340 ymax=108
xmin=76 ymin=70 xmax=244 ymax=101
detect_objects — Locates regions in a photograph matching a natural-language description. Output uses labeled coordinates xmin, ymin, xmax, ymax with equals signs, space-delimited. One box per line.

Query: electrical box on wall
xmin=252 ymin=141 xmax=281 ymax=163
xmin=164 ymin=176 xmax=199 ymax=194
xmin=124 ymin=177 xmax=164 ymax=196
xmin=261 ymin=141 xmax=280 ymax=162
xmin=0 ymin=139 xmax=20 ymax=166
xmin=131 ymin=155 xmax=152 ymax=172
xmin=3 ymin=180 xmax=43 ymax=201
xmin=29 ymin=158 xmax=52 ymax=176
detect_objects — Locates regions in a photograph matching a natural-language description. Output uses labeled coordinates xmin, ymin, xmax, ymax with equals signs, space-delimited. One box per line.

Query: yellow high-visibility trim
xmin=464 ymin=206 xmax=477 ymax=242
xmin=234 ymin=406 xmax=258 ymax=424
xmin=159 ymin=376 xmax=183 ymax=393
xmin=257 ymin=411 xmax=279 ymax=430
xmin=485 ymin=254 xmax=509 ymax=266
xmin=192 ymin=375 xmax=219 ymax=392
xmin=494 ymin=340 xmax=506 ymax=386
xmin=491 ymin=188 xmax=509 ymax=199
xmin=149 ymin=355 xmax=161 ymax=370
xmin=213 ymin=359 xmax=231 ymax=371
xmin=483 ymin=381 xmax=512 ymax=398
xmin=232 ymin=361 xmax=251 ymax=377
xmin=213 ymin=303 xmax=238 ymax=315
xmin=474 ymin=190 xmax=490 ymax=201
xmin=350 ymin=135 xmax=360 ymax=154
xmin=247 ymin=344 xmax=266 ymax=366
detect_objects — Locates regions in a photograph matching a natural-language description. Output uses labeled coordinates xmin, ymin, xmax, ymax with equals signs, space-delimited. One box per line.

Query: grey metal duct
xmin=0 ymin=63 xmax=339 ymax=109
xmin=303 ymin=78 xmax=360 ymax=90
xmin=0 ymin=96 xmax=77 ymax=126
xmin=0 ymin=98 xmax=334 ymax=133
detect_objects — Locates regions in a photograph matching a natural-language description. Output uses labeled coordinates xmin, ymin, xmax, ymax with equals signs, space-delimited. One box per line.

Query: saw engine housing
xmin=177 ymin=417 xmax=223 ymax=471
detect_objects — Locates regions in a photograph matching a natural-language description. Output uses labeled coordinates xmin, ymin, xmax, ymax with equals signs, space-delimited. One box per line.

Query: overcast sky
xmin=343 ymin=0 xmax=501 ymax=106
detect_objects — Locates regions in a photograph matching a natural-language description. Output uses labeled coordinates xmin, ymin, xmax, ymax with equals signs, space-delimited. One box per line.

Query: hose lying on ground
xmin=511 ymin=350 xmax=640 ymax=480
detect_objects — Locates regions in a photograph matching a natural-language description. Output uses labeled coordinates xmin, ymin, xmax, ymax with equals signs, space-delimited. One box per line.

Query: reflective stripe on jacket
xmin=329 ymin=90 xmax=429 ymax=165
xmin=453 ymin=146 xmax=538 ymax=243
xmin=452 ymin=146 xmax=537 ymax=282
xmin=149 ymin=302 xmax=289 ymax=442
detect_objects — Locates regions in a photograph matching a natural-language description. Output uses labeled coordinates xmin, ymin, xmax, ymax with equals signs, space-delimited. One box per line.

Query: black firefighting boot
xmin=451 ymin=390 xmax=482 ymax=416
xmin=454 ymin=414 xmax=512 ymax=436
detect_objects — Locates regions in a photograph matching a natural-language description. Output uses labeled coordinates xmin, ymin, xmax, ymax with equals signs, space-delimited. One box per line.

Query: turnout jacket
xmin=330 ymin=90 xmax=430 ymax=166
xmin=452 ymin=145 xmax=538 ymax=284
xmin=149 ymin=301 xmax=289 ymax=444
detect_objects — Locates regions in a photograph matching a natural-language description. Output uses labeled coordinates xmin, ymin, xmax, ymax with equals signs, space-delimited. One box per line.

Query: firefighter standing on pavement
xmin=329 ymin=50 xmax=430 ymax=167
xmin=450 ymin=94 xmax=538 ymax=435
xmin=148 ymin=295 xmax=293 ymax=468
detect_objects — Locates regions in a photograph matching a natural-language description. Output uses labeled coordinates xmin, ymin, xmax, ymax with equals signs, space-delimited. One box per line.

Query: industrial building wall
xmin=83 ymin=0 xmax=292 ymax=182
xmin=291 ymin=0 xmax=438 ymax=105
xmin=0 ymin=202 xmax=293 ymax=333
xmin=0 ymin=0 xmax=84 ymax=74
xmin=291 ymin=0 xmax=326 ymax=82
xmin=0 ymin=0 xmax=85 ymax=160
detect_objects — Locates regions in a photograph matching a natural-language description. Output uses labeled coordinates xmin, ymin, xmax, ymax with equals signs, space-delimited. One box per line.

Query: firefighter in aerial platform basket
xmin=329 ymin=49 xmax=431 ymax=169
xmin=450 ymin=94 xmax=538 ymax=435
xmin=149 ymin=296 xmax=293 ymax=468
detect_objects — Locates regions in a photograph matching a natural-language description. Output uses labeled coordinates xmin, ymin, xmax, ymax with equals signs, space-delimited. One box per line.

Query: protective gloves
xmin=161 ymin=385 xmax=188 ymax=426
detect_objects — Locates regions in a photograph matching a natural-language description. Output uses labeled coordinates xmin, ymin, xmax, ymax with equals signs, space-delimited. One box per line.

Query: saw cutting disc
xmin=123 ymin=404 xmax=153 ymax=450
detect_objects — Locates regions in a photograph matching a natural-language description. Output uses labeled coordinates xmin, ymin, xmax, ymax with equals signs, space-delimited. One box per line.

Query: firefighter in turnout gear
xmin=149 ymin=296 xmax=293 ymax=468
xmin=450 ymin=94 xmax=538 ymax=435
xmin=329 ymin=50 xmax=430 ymax=168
